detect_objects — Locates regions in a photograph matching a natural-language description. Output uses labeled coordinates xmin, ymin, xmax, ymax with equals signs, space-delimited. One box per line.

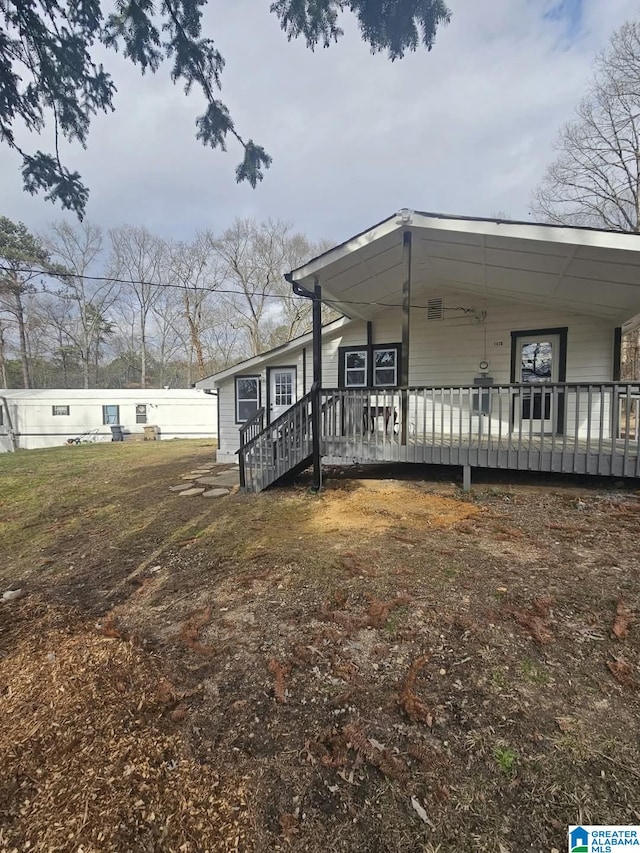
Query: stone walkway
xmin=168 ymin=462 xmax=239 ymax=498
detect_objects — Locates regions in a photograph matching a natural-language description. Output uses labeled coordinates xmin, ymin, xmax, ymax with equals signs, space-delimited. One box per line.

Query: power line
xmin=0 ymin=265 xmax=432 ymax=311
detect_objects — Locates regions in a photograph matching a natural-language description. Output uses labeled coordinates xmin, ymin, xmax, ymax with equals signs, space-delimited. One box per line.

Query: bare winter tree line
xmin=532 ymin=18 xmax=640 ymax=379
xmin=0 ymin=218 xmax=333 ymax=389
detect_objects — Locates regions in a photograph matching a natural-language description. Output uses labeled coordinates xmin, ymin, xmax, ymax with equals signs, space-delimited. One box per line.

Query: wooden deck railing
xmin=320 ymin=383 xmax=640 ymax=477
xmin=238 ymin=407 xmax=265 ymax=488
xmin=239 ymin=393 xmax=313 ymax=492
xmin=238 ymin=382 xmax=640 ymax=492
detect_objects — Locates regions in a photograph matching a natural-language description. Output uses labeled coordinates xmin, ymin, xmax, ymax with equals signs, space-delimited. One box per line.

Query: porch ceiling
xmin=288 ymin=212 xmax=640 ymax=327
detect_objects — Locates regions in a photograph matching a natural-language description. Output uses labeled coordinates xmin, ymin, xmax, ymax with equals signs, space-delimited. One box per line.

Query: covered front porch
xmin=240 ymin=211 xmax=640 ymax=492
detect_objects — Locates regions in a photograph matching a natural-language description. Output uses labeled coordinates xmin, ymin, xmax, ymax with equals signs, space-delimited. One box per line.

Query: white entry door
xmin=515 ymin=335 xmax=560 ymax=433
xmin=269 ymin=368 xmax=296 ymax=421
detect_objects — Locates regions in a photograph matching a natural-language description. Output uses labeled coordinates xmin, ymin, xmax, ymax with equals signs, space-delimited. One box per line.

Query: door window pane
xmin=274 ymin=372 xmax=293 ymax=406
xmin=521 ymin=342 xmax=553 ymax=384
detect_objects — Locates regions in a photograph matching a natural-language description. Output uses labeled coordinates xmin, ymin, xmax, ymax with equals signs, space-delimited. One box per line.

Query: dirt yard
xmin=1 ymin=440 xmax=639 ymax=852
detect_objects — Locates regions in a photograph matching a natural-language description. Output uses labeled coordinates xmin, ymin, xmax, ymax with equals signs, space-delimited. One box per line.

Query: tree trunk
xmin=82 ymin=351 xmax=90 ymax=389
xmin=0 ymin=326 xmax=8 ymax=387
xmin=140 ymin=320 xmax=147 ymax=388
xmin=12 ymin=283 xmax=31 ymax=389
xmin=183 ymin=294 xmax=205 ymax=380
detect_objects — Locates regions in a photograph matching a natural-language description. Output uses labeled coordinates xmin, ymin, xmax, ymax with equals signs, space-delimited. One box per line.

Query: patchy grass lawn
xmin=1 ymin=445 xmax=640 ymax=852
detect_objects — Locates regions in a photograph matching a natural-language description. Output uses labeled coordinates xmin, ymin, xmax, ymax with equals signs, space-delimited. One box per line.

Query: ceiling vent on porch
xmin=426 ymin=297 xmax=444 ymax=321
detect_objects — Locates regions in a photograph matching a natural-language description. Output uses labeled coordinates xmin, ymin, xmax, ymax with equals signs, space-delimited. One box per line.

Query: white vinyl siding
xmin=408 ymin=291 xmax=612 ymax=386
xmin=217 ymin=349 xmax=308 ymax=462
xmin=405 ymin=291 xmax=614 ymax=442
xmin=215 ymin=295 xmax=617 ymax=460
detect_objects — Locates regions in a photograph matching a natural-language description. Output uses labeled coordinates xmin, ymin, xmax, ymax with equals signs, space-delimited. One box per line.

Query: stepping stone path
xmin=169 ymin=461 xmax=238 ymax=498
xmin=206 ymin=470 xmax=239 ymax=488
xmin=195 ymin=476 xmax=218 ymax=486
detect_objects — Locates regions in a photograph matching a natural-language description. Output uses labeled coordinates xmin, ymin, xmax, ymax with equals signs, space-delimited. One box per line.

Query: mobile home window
xmin=102 ymin=404 xmax=120 ymax=425
xmin=235 ymin=377 xmax=260 ymax=423
xmin=136 ymin=404 xmax=147 ymax=424
xmin=52 ymin=405 xmax=70 ymax=416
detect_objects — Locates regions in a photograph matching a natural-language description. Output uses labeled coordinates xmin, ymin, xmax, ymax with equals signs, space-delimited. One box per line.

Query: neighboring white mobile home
xmin=0 ymin=388 xmax=217 ymax=452
xmin=196 ymin=210 xmax=640 ymax=491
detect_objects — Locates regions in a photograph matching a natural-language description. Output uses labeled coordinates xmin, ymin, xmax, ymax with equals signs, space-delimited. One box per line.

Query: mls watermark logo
xmin=569 ymin=826 xmax=640 ymax=853
xmin=570 ymin=827 xmax=589 ymax=853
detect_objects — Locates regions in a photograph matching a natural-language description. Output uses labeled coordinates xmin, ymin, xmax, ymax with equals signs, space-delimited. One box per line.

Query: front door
xmin=269 ymin=367 xmax=296 ymax=422
xmin=514 ymin=334 xmax=560 ymax=433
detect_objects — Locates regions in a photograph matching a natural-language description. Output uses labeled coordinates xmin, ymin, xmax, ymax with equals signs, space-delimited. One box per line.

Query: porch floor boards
xmin=321 ymin=432 xmax=640 ymax=478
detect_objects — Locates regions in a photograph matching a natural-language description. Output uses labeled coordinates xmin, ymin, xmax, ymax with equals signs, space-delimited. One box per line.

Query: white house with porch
xmin=196 ymin=210 xmax=640 ymax=492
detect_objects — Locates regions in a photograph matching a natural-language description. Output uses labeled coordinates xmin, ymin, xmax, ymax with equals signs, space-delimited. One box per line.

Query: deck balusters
xmin=239 ymin=383 xmax=640 ymax=492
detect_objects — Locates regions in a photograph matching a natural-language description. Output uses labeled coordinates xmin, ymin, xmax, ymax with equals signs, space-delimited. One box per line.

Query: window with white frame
xmin=339 ymin=343 xmax=401 ymax=388
xmin=344 ymin=349 xmax=368 ymax=387
xmin=235 ymin=376 xmax=260 ymax=423
xmin=136 ymin=404 xmax=147 ymax=424
xmin=373 ymin=348 xmax=398 ymax=387
xmin=52 ymin=405 xmax=70 ymax=416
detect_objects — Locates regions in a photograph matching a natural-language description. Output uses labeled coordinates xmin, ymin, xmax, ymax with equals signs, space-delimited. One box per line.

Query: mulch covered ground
xmin=2 ymin=453 xmax=640 ymax=852
xmin=0 ymin=602 xmax=248 ymax=852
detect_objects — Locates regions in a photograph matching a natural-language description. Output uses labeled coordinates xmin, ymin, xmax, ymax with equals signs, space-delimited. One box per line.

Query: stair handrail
xmin=238 ymin=406 xmax=265 ymax=449
xmin=239 ymin=392 xmax=313 ymax=455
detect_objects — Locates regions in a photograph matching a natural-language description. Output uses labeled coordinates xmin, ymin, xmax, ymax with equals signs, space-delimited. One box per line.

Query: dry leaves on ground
xmin=398 ymin=655 xmax=433 ymax=725
xmin=177 ymin=605 xmax=216 ymax=657
xmin=607 ymin=657 xmax=638 ymax=689
xmin=613 ymin=600 xmax=633 ymax=641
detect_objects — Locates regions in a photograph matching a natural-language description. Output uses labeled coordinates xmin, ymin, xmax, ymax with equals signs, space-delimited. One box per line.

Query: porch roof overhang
xmin=288 ymin=211 xmax=640 ymax=329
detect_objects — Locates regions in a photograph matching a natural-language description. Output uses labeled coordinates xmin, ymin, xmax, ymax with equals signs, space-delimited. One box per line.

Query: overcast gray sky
xmin=1 ymin=0 xmax=638 ymax=245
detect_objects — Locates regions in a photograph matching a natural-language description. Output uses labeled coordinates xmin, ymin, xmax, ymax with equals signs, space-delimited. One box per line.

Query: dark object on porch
xmin=472 ymin=376 xmax=493 ymax=415
xmin=363 ymin=404 xmax=398 ymax=433
xmin=110 ymin=425 xmax=124 ymax=442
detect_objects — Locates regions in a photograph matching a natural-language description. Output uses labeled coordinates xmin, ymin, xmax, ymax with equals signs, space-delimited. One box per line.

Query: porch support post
xmin=311 ymin=279 xmax=323 ymax=492
xmin=462 ymin=464 xmax=472 ymax=492
xmin=401 ymin=230 xmax=412 ymax=445
xmin=613 ymin=327 xmax=622 ymax=381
